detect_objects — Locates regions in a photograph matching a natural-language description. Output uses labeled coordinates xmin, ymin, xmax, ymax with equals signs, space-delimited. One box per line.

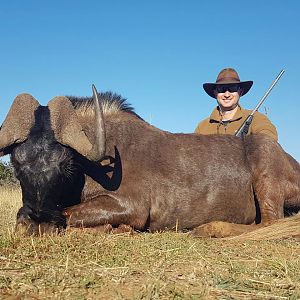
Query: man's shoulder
xmin=240 ymin=107 xmax=270 ymax=120
xmin=194 ymin=117 xmax=211 ymax=134
xmin=253 ymin=110 xmax=273 ymax=122
xmin=198 ymin=116 xmax=211 ymax=125
xmin=245 ymin=109 xmax=278 ymax=140
xmin=195 ymin=107 xmax=220 ymax=134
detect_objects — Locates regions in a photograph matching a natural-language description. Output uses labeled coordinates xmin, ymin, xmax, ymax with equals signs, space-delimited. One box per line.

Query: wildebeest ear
xmin=48 ymin=96 xmax=104 ymax=161
xmin=0 ymin=93 xmax=40 ymax=153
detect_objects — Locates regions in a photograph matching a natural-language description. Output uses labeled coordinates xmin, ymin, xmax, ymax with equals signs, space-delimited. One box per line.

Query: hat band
xmin=216 ymin=77 xmax=240 ymax=83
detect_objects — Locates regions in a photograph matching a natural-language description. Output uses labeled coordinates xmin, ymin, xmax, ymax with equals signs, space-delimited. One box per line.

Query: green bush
xmin=0 ymin=160 xmax=18 ymax=186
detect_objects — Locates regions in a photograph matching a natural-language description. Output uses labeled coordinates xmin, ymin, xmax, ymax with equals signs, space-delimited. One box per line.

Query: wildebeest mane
xmin=67 ymin=91 xmax=143 ymax=120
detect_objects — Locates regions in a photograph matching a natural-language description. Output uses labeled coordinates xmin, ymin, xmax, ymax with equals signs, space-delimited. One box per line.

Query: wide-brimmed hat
xmin=203 ymin=68 xmax=253 ymax=98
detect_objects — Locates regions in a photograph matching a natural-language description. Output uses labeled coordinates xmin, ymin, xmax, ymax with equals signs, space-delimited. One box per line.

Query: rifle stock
xmin=235 ymin=115 xmax=253 ymax=138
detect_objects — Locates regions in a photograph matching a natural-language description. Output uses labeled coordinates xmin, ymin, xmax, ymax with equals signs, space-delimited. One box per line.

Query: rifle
xmin=235 ymin=70 xmax=285 ymax=138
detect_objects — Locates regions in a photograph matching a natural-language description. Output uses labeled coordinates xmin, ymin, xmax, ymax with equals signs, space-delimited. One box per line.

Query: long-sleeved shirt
xmin=194 ymin=106 xmax=278 ymax=141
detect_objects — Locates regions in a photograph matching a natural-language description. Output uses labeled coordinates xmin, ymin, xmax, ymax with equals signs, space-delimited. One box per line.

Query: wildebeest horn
xmin=0 ymin=93 xmax=40 ymax=156
xmin=92 ymin=84 xmax=106 ymax=159
xmin=48 ymin=92 xmax=106 ymax=161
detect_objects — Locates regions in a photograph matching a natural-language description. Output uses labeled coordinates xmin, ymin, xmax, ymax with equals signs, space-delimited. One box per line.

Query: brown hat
xmin=203 ymin=68 xmax=253 ymax=98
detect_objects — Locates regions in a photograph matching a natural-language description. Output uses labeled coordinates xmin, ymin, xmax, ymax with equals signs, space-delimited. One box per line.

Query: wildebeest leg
xmin=253 ymin=177 xmax=284 ymax=224
xmin=15 ymin=206 xmax=66 ymax=236
xmin=64 ymin=194 xmax=148 ymax=231
xmin=190 ymin=188 xmax=282 ymax=239
xmin=190 ymin=221 xmax=260 ymax=238
xmin=191 ymin=179 xmax=286 ymax=238
xmin=66 ymin=223 xmax=134 ymax=234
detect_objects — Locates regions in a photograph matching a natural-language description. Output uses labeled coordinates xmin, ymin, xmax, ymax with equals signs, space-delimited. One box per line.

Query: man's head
xmin=203 ymin=68 xmax=253 ymax=111
xmin=214 ymin=84 xmax=242 ymax=111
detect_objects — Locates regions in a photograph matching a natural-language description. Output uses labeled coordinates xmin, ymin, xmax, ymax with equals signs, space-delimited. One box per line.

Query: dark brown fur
xmin=3 ymin=92 xmax=299 ymax=237
xmin=64 ymin=108 xmax=300 ymax=235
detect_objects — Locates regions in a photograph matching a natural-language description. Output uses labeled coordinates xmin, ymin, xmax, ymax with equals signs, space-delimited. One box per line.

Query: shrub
xmin=0 ymin=160 xmax=18 ymax=186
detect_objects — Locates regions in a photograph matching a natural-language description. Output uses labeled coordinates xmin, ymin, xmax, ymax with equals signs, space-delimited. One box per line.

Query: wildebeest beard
xmin=11 ymin=106 xmax=85 ymax=229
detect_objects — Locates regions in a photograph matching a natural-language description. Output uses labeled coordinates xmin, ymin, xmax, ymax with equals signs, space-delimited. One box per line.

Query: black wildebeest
xmin=0 ymin=87 xmax=300 ymax=237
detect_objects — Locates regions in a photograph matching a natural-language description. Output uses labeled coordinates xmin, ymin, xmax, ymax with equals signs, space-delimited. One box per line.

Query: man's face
xmin=214 ymin=85 xmax=241 ymax=111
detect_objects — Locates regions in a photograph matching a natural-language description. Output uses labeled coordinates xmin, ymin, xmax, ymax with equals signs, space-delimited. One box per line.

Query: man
xmin=195 ymin=68 xmax=278 ymax=140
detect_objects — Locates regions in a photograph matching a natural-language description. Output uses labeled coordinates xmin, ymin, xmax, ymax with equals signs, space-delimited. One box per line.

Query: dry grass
xmin=0 ymin=187 xmax=300 ymax=299
xmin=0 ymin=187 xmax=21 ymax=236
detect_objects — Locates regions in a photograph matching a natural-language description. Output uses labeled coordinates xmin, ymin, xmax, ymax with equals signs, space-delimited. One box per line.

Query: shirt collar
xmin=209 ymin=105 xmax=243 ymax=123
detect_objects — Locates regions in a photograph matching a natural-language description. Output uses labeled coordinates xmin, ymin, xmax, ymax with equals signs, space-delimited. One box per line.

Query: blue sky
xmin=1 ymin=1 xmax=299 ymax=161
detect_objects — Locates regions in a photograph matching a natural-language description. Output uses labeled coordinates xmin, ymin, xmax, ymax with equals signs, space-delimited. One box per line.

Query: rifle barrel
xmin=250 ymin=69 xmax=285 ymax=116
xmin=235 ymin=69 xmax=285 ymax=138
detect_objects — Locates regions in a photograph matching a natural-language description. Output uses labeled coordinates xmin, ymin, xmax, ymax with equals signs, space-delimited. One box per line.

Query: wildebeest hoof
xmin=67 ymin=224 xmax=114 ymax=233
xmin=111 ymin=224 xmax=135 ymax=234
xmin=189 ymin=221 xmax=255 ymax=238
xmin=15 ymin=217 xmax=64 ymax=236
xmin=66 ymin=223 xmax=135 ymax=234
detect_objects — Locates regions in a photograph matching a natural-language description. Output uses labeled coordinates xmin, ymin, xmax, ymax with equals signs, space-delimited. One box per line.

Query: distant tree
xmin=0 ymin=160 xmax=18 ymax=186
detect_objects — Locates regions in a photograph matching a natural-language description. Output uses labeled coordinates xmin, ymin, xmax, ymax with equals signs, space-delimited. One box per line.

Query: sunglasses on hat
xmin=215 ymin=85 xmax=241 ymax=94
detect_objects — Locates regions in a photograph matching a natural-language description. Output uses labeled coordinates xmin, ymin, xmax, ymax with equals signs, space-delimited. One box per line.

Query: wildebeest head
xmin=0 ymin=86 xmax=107 ymax=233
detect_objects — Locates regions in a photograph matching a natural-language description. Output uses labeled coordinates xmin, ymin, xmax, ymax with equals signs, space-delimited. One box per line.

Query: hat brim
xmin=203 ymin=81 xmax=253 ymax=99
